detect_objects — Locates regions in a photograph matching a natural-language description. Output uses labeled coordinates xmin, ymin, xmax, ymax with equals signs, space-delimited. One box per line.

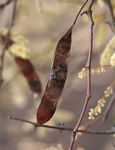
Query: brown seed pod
xmin=37 ymin=29 xmax=72 ymax=125
xmin=14 ymin=57 xmax=42 ymax=94
xmin=36 ymin=0 xmax=88 ymax=125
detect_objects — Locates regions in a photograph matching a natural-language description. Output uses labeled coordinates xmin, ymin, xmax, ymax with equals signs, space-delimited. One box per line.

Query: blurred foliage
xmin=100 ymin=36 xmax=115 ymax=66
xmin=0 ymin=0 xmax=115 ymax=150
xmin=43 ymin=144 xmax=63 ymax=150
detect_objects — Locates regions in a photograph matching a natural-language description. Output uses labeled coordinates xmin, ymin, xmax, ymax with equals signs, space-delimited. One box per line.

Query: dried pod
xmin=37 ymin=29 xmax=72 ymax=125
xmin=14 ymin=57 xmax=42 ymax=94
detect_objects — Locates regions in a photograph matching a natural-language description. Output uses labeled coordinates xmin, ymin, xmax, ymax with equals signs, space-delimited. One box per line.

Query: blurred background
xmin=0 ymin=0 xmax=115 ymax=150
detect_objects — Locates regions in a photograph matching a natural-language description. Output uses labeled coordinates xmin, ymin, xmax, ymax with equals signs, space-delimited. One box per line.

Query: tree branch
xmin=68 ymin=0 xmax=95 ymax=149
xmin=8 ymin=116 xmax=115 ymax=135
xmin=0 ymin=0 xmax=17 ymax=85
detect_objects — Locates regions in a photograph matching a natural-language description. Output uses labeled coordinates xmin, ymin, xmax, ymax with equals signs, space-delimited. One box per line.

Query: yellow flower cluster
xmin=88 ymin=98 xmax=106 ymax=120
xmin=88 ymin=81 xmax=115 ymax=120
xmin=0 ymin=27 xmax=30 ymax=59
xmin=9 ymin=34 xmax=30 ymax=59
xmin=78 ymin=68 xmax=87 ymax=79
xmin=9 ymin=42 xmax=30 ymax=59
xmin=78 ymin=66 xmax=106 ymax=79
xmin=104 ymin=86 xmax=113 ymax=97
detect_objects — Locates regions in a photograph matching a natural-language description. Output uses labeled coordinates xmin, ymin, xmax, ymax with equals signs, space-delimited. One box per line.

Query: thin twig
xmin=0 ymin=0 xmax=14 ymax=9
xmin=65 ymin=0 xmax=88 ymax=36
xmin=102 ymin=92 xmax=115 ymax=122
xmin=68 ymin=0 xmax=95 ymax=149
xmin=0 ymin=0 xmax=17 ymax=85
xmin=8 ymin=116 xmax=115 ymax=135
xmin=71 ymin=0 xmax=88 ymax=29
xmin=8 ymin=0 xmax=17 ymax=34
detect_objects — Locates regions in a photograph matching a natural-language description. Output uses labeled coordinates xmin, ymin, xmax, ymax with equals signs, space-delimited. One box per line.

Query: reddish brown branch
xmin=8 ymin=116 xmax=115 ymax=135
xmin=68 ymin=1 xmax=95 ymax=149
xmin=70 ymin=0 xmax=88 ymax=29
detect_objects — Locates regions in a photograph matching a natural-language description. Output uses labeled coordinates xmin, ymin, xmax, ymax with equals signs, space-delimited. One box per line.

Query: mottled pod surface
xmin=37 ymin=30 xmax=72 ymax=126
xmin=15 ymin=57 xmax=42 ymax=94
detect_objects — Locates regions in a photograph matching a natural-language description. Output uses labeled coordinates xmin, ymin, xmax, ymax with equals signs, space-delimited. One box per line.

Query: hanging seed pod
xmin=37 ymin=29 xmax=72 ymax=125
xmin=14 ymin=57 xmax=42 ymax=95
xmin=36 ymin=0 xmax=88 ymax=125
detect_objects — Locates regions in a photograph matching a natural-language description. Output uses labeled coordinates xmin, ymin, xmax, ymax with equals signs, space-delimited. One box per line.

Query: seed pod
xmin=14 ymin=57 xmax=42 ymax=94
xmin=37 ymin=29 xmax=72 ymax=125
